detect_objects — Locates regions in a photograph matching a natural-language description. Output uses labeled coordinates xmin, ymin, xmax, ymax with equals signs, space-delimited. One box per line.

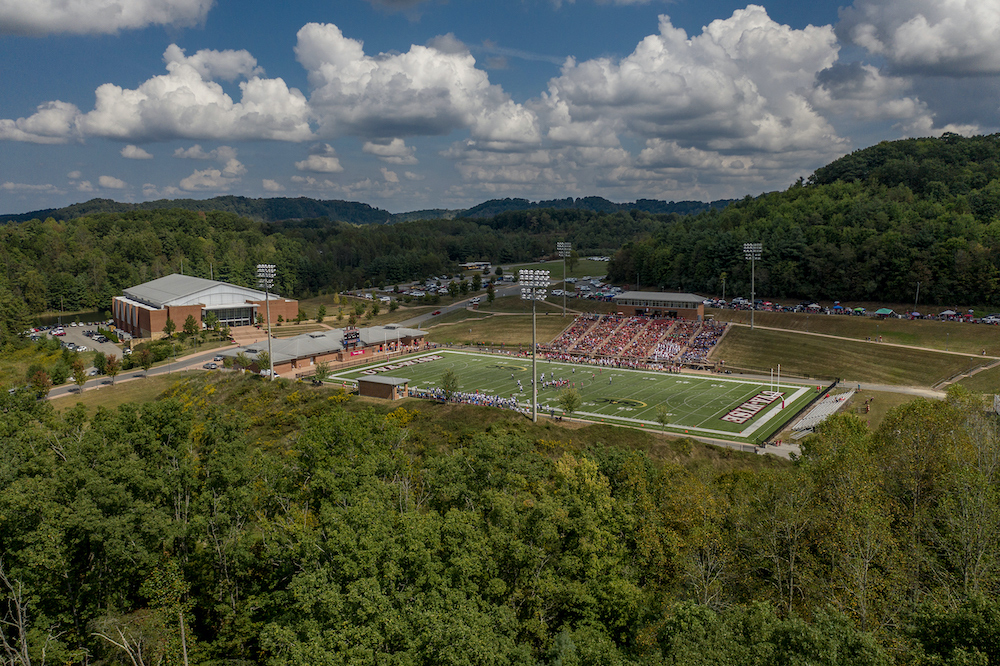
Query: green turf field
xmin=329 ymin=349 xmax=819 ymax=443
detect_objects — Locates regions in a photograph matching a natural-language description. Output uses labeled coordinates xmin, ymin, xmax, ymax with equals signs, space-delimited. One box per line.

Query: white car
xmin=471 ymin=297 xmax=481 ymax=304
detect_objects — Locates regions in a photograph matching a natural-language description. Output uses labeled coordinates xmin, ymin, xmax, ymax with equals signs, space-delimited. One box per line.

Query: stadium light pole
xmin=557 ymin=242 xmax=571 ymax=317
xmin=743 ymin=243 xmax=762 ymax=330
xmin=520 ymin=269 xmax=549 ymax=422
xmin=256 ymin=263 xmax=276 ymax=381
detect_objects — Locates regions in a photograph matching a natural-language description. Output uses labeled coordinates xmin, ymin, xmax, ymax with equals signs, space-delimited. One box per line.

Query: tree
xmin=276 ymin=314 xmax=284 ymax=326
xmin=105 ymin=354 xmax=121 ymax=385
xmin=317 ymin=305 xmax=326 ymax=323
xmin=205 ymin=310 xmax=220 ymax=335
xmin=441 ymin=368 xmax=459 ymax=401
xmin=296 ymin=308 xmax=307 ymax=324
xmin=93 ymin=350 xmax=107 ymax=374
xmin=337 ymin=307 xmax=343 ymax=323
xmin=235 ymin=352 xmax=251 ymax=374
xmin=656 ymin=404 xmax=671 ymax=432
xmin=71 ymin=358 xmax=87 ymax=393
xmin=353 ymin=301 xmax=366 ymax=317
xmin=256 ymin=351 xmax=271 ymax=376
xmin=448 ymin=282 xmax=459 ymax=298
xmin=487 ymin=282 xmax=495 ymax=305
xmin=495 ymin=266 xmax=503 ymax=276
xmin=255 ymin=313 xmax=264 ymax=326
xmin=138 ymin=347 xmax=155 ymax=376
xmin=567 ymin=250 xmax=580 ymax=272
xmin=459 ymin=280 xmax=470 ymax=295
xmin=371 ymin=302 xmax=380 ymax=317
xmin=389 ymin=300 xmax=399 ymax=312
xmin=162 ymin=317 xmax=176 ymax=338
xmin=313 ymin=361 xmax=331 ymax=383
xmin=29 ymin=369 xmax=51 ymax=399
xmin=558 ymin=387 xmax=582 ymax=415
xmin=183 ymin=314 xmax=198 ymax=336
xmin=472 ymin=273 xmax=482 ymax=292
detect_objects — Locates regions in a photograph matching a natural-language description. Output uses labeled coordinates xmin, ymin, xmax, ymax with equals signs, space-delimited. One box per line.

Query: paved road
xmin=48 ymin=349 xmax=223 ymax=400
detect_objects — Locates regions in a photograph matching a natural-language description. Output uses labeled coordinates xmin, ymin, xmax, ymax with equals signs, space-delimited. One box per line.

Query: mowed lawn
xmin=330 ymin=349 xmax=816 ymax=443
xmin=714 ymin=326 xmax=982 ymax=387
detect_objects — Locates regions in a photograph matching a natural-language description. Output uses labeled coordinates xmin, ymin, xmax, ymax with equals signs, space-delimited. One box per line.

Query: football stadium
xmin=329 ymin=349 xmax=820 ymax=444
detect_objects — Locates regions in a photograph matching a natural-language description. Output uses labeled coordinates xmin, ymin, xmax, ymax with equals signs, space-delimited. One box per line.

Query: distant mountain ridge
xmin=0 ymin=194 xmax=735 ymax=225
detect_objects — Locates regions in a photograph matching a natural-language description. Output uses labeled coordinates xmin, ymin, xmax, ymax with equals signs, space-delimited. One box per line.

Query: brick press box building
xmin=611 ymin=291 xmax=705 ymax=319
xmin=113 ymin=274 xmax=298 ymax=339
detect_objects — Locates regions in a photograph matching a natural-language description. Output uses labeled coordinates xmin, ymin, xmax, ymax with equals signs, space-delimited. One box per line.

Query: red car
xmin=431 ymin=310 xmax=442 ymax=315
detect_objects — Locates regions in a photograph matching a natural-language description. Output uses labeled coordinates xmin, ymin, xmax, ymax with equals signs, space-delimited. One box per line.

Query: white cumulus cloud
xmin=99 ymin=175 xmax=128 ymax=189
xmin=839 ymin=0 xmax=1000 ymax=74
xmin=295 ymin=23 xmax=540 ymax=144
xmin=541 ymin=6 xmax=844 ymax=155
xmin=0 ymin=0 xmax=215 ymax=36
xmin=262 ymin=179 xmax=285 ymax=192
xmin=363 ymin=138 xmax=418 ymax=164
xmin=295 ymin=144 xmax=343 ymax=173
xmin=0 ymin=101 xmax=81 ymax=144
xmin=121 ymin=145 xmax=153 ymax=159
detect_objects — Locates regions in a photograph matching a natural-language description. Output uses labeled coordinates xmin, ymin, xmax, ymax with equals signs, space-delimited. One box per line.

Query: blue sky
xmin=2 ymin=0 xmax=998 ymax=214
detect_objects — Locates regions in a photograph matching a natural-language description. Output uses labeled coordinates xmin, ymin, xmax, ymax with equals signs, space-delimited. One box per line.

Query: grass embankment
xmin=958 ymin=364 xmax=1000 ymax=393
xmin=714 ymin=326 xmax=980 ymax=387
xmin=712 ymin=309 xmax=1000 ymax=355
xmin=50 ymin=372 xmax=202 ymax=416
xmin=425 ymin=313 xmax=573 ymax=347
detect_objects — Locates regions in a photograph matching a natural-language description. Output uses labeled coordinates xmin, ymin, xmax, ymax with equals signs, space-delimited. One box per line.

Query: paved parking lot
xmin=46 ymin=323 xmax=128 ymax=367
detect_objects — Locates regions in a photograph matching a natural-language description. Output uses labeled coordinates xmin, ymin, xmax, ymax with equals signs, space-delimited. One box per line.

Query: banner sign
xmin=720 ymin=391 xmax=783 ymax=424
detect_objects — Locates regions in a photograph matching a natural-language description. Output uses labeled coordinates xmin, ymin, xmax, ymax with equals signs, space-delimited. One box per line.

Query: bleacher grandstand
xmin=541 ymin=314 xmax=728 ymax=368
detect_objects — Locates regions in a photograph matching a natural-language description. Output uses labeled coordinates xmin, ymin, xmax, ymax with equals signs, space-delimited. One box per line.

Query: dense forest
xmin=1 ymin=377 xmax=999 ymax=665
xmin=0 ymin=205 xmax=666 ymax=345
xmin=608 ymin=134 xmax=1000 ymax=306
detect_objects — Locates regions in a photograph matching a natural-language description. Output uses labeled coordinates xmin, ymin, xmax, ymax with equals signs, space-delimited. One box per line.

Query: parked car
xmin=203 ymin=362 xmax=218 ymax=370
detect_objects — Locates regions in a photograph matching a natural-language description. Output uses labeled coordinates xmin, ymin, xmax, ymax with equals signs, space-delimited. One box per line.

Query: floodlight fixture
xmin=518 ymin=269 xmax=550 ymax=422
xmin=556 ymin=242 xmax=571 ymax=316
xmin=742 ymin=243 xmax=762 ymax=330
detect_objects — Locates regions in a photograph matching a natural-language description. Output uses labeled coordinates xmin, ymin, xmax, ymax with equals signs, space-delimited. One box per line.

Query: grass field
xmin=712 ymin=309 xmax=1000 ymax=355
xmin=715 ymin=326 xmax=984 ymax=387
xmin=329 ymin=349 xmax=817 ymax=443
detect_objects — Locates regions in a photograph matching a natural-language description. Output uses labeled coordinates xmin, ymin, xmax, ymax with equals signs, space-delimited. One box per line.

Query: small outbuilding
xmin=358 ymin=375 xmax=410 ymax=400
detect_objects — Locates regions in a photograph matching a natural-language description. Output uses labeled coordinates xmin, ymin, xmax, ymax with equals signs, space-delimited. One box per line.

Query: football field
xmin=331 ymin=349 xmax=818 ymax=443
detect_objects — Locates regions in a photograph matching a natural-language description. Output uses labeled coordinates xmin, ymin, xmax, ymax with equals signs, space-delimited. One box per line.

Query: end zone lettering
xmin=361 ymin=354 xmax=443 ymax=375
xmin=720 ymin=391 xmax=783 ymax=424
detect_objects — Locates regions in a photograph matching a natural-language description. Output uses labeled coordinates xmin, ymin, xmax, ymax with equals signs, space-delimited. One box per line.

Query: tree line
xmin=1 ymin=377 xmax=999 ymax=664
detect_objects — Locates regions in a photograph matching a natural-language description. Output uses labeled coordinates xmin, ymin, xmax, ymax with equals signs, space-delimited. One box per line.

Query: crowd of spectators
xmin=540 ymin=314 xmax=727 ymax=367
xmin=412 ymin=387 xmax=528 ymax=415
xmin=594 ymin=317 xmax=645 ymax=356
xmin=548 ymin=314 xmax=600 ymax=352
xmin=679 ymin=319 xmax=726 ymax=363
xmin=622 ymin=319 xmax=675 ymax=359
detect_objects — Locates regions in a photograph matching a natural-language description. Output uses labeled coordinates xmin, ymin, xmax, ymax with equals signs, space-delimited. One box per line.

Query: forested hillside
xmin=0 ymin=206 xmax=667 ymax=344
xmin=609 ymin=134 xmax=1000 ymax=306
xmin=1 ymin=377 xmax=998 ymax=665
xmin=0 ymin=196 xmax=392 ymax=226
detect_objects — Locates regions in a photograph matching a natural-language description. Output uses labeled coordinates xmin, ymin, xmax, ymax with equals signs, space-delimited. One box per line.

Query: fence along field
xmin=330 ymin=349 xmax=817 ymax=444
